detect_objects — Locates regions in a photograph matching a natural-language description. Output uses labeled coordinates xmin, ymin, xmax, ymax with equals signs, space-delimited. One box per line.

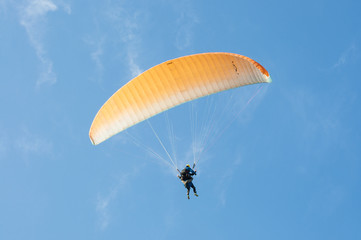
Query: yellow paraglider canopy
xmin=89 ymin=52 xmax=271 ymax=145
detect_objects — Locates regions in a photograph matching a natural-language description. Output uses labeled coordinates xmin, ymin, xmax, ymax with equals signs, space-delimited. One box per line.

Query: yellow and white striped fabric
xmin=89 ymin=52 xmax=271 ymax=145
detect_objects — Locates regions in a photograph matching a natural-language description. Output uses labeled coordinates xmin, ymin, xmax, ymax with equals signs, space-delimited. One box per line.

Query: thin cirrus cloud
xmin=96 ymin=166 xmax=142 ymax=230
xmin=15 ymin=127 xmax=54 ymax=158
xmin=105 ymin=4 xmax=144 ymax=78
xmin=86 ymin=3 xmax=143 ymax=83
xmin=216 ymin=156 xmax=243 ymax=206
xmin=18 ymin=0 xmax=70 ymax=87
xmin=87 ymin=1 xmax=198 ymax=82
xmin=174 ymin=0 xmax=199 ymax=50
xmin=0 ymin=124 xmax=53 ymax=161
xmin=84 ymin=34 xmax=106 ymax=82
xmin=96 ymin=176 xmax=126 ymax=230
xmin=333 ymin=44 xmax=357 ymax=68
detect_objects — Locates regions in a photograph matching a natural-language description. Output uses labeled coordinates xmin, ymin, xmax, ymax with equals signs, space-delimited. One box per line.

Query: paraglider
xmin=89 ymin=52 xmax=271 ymax=199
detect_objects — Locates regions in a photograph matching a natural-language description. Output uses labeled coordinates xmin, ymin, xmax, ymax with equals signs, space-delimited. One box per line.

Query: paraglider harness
xmin=179 ymin=168 xmax=194 ymax=181
xmin=178 ymin=164 xmax=197 ymax=182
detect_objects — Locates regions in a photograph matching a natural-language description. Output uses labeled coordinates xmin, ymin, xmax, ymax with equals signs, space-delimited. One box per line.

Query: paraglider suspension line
xmin=146 ymin=120 xmax=178 ymax=171
xmin=200 ymin=84 xmax=265 ymax=159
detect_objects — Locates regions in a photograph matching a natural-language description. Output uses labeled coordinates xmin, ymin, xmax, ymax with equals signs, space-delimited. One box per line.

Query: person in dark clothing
xmin=178 ymin=164 xmax=198 ymax=199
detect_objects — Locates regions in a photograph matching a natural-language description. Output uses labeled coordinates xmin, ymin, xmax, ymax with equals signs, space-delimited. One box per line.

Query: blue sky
xmin=1 ymin=0 xmax=361 ymax=239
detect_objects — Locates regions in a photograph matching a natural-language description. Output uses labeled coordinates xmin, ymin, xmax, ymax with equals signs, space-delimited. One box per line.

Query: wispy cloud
xmin=282 ymin=84 xmax=353 ymax=160
xmin=95 ymin=165 xmax=142 ymax=230
xmin=105 ymin=3 xmax=143 ymax=78
xmin=86 ymin=2 xmax=144 ymax=83
xmin=0 ymin=123 xmax=54 ymax=161
xmin=127 ymin=51 xmax=142 ymax=78
xmin=96 ymin=184 xmax=118 ymax=230
xmin=56 ymin=0 xmax=71 ymax=14
xmin=215 ymin=156 xmax=242 ymax=206
xmin=84 ymin=34 xmax=106 ymax=82
xmin=174 ymin=0 xmax=199 ymax=50
xmin=14 ymin=127 xmax=54 ymax=160
xmin=0 ymin=0 xmax=10 ymax=15
xmin=91 ymin=39 xmax=105 ymax=72
xmin=333 ymin=43 xmax=357 ymax=68
xmin=18 ymin=0 xmax=70 ymax=87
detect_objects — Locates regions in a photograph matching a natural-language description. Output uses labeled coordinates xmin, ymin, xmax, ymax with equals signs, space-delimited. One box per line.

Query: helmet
xmin=186 ymin=164 xmax=190 ymax=168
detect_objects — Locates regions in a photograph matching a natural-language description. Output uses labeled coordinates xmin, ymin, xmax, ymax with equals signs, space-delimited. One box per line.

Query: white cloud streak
xmin=0 ymin=124 xmax=54 ymax=161
xmin=127 ymin=51 xmax=142 ymax=78
xmin=56 ymin=0 xmax=70 ymax=14
xmin=215 ymin=156 xmax=242 ymax=206
xmin=18 ymin=0 xmax=70 ymax=87
xmin=86 ymin=2 xmax=144 ymax=82
xmin=333 ymin=44 xmax=357 ymax=68
xmin=15 ymin=128 xmax=53 ymax=158
xmin=96 ymin=184 xmax=118 ymax=230
xmin=95 ymin=166 xmax=142 ymax=230
xmin=84 ymin=35 xmax=106 ymax=82
xmin=0 ymin=0 xmax=11 ymax=15
xmin=105 ymin=3 xmax=143 ymax=78
xmin=174 ymin=0 xmax=199 ymax=50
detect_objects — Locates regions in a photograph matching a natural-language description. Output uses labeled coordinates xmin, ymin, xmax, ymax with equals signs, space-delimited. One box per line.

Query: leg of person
xmin=186 ymin=181 xmax=191 ymax=199
xmin=190 ymin=182 xmax=198 ymax=197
